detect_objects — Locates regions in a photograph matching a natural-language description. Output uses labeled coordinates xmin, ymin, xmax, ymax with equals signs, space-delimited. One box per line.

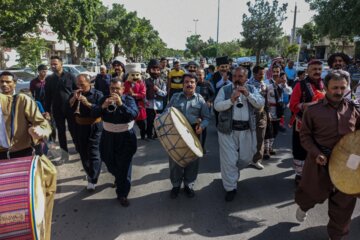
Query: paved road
xmin=51 ymin=118 xmax=360 ymax=240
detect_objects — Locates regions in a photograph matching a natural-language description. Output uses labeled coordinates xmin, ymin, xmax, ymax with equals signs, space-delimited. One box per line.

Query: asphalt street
xmin=51 ymin=116 xmax=360 ymax=240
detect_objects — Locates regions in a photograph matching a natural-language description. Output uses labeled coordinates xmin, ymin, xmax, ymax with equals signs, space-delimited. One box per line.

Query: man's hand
xmin=315 ymin=154 xmax=328 ymax=166
xmin=222 ymin=72 xmax=229 ymax=82
xmin=195 ymin=125 xmax=203 ymax=135
xmin=230 ymin=89 xmax=241 ymax=103
xmin=112 ymin=94 xmax=123 ymax=106
xmin=153 ymin=85 xmax=159 ymax=92
xmin=43 ymin=112 xmax=51 ymax=120
xmin=28 ymin=126 xmax=46 ymax=141
xmin=238 ymin=86 xmax=249 ymax=96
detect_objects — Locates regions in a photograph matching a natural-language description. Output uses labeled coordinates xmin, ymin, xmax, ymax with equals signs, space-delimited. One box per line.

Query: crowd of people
xmin=0 ymin=52 xmax=360 ymax=240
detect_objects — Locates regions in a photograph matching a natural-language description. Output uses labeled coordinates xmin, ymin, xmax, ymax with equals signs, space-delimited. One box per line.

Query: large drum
xmin=329 ymin=130 xmax=360 ymax=195
xmin=155 ymin=107 xmax=203 ymax=167
xmin=0 ymin=155 xmax=45 ymax=240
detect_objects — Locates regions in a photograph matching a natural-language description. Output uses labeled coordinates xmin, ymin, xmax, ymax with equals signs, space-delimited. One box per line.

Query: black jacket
xmin=45 ymin=71 xmax=77 ymax=114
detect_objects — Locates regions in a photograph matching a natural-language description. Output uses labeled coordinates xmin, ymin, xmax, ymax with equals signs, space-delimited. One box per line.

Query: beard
xmin=150 ymin=72 xmax=160 ymax=78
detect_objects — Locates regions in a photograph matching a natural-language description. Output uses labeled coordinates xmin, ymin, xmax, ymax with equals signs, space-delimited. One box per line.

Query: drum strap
xmin=7 ymin=94 xmax=17 ymax=159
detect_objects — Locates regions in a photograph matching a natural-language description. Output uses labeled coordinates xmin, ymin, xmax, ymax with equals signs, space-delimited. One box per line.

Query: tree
xmin=306 ymin=0 xmax=360 ymax=38
xmin=0 ymin=1 xmax=47 ymax=47
xmin=241 ymin=0 xmax=288 ymax=64
xmin=47 ymin=0 xmax=101 ymax=64
xmin=17 ymin=37 xmax=49 ymax=72
xmin=185 ymin=35 xmax=206 ymax=57
xmin=297 ymin=22 xmax=320 ymax=47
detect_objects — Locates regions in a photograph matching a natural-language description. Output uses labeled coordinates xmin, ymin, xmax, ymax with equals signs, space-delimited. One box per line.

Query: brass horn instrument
xmin=74 ymin=91 xmax=82 ymax=115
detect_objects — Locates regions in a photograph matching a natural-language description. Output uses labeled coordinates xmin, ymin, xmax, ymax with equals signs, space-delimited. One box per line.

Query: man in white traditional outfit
xmin=214 ymin=67 xmax=265 ymax=202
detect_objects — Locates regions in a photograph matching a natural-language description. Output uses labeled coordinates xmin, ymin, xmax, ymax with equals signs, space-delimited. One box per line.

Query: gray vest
xmin=217 ymin=84 xmax=257 ymax=134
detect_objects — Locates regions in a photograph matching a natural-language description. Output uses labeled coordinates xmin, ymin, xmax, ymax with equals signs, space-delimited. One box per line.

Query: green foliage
xmin=0 ymin=0 xmax=47 ymax=47
xmin=297 ymin=22 xmax=320 ymax=47
xmin=241 ymin=0 xmax=288 ymax=64
xmin=17 ymin=37 xmax=49 ymax=72
xmin=47 ymin=0 xmax=101 ymax=63
xmin=185 ymin=35 xmax=206 ymax=57
xmin=306 ymin=0 xmax=360 ymax=38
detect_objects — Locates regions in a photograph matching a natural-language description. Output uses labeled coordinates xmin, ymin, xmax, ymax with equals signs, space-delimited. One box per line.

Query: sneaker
xmin=296 ymin=207 xmax=307 ymax=222
xmin=170 ymin=187 xmax=180 ymax=199
xmin=249 ymin=161 xmax=264 ymax=170
xmin=87 ymin=182 xmax=96 ymax=191
xmin=184 ymin=186 xmax=195 ymax=198
xmin=225 ymin=189 xmax=237 ymax=202
xmin=118 ymin=197 xmax=130 ymax=207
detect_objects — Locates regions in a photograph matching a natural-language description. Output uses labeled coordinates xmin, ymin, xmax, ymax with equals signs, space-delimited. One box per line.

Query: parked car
xmin=62 ymin=64 xmax=97 ymax=80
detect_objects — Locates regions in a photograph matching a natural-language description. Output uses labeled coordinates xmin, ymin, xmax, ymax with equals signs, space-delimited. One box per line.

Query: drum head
xmin=329 ymin=130 xmax=360 ymax=195
xmin=170 ymin=107 xmax=203 ymax=158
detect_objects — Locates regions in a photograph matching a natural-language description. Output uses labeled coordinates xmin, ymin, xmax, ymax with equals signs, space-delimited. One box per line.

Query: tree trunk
xmin=99 ymin=47 xmax=105 ymax=65
xmin=69 ymin=40 xmax=79 ymax=64
xmin=76 ymin=45 xmax=85 ymax=63
xmin=256 ymin=49 xmax=261 ymax=65
xmin=114 ymin=44 xmax=120 ymax=57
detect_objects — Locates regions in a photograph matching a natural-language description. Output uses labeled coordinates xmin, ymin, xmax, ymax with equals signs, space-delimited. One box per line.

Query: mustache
xmin=334 ymin=94 xmax=343 ymax=98
xmin=186 ymin=85 xmax=193 ymax=89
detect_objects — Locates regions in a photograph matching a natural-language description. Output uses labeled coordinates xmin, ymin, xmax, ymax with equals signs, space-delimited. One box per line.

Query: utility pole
xmin=216 ymin=0 xmax=220 ymax=56
xmin=193 ymin=19 xmax=199 ymax=35
xmin=291 ymin=3 xmax=299 ymax=44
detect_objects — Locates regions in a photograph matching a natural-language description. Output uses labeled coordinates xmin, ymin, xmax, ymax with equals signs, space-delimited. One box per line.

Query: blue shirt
xmin=94 ymin=73 xmax=111 ymax=96
xmin=285 ymin=66 xmax=296 ymax=80
xmin=167 ymin=92 xmax=210 ymax=129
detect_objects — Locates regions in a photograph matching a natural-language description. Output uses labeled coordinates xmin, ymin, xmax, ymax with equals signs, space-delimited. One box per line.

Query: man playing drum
xmin=0 ymin=71 xmax=57 ymax=240
xmin=214 ymin=67 xmax=265 ymax=202
xmin=166 ymin=73 xmax=210 ymax=199
xmin=295 ymin=70 xmax=360 ymax=240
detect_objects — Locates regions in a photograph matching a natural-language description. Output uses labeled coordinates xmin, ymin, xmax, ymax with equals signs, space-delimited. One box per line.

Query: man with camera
xmin=69 ymin=74 xmax=103 ymax=191
xmin=92 ymin=79 xmax=138 ymax=207
xmin=214 ymin=67 xmax=264 ymax=202
xmin=264 ymin=65 xmax=292 ymax=159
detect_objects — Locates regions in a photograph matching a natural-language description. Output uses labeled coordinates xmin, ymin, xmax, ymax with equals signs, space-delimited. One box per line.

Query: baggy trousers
xmin=75 ymin=122 xmax=102 ymax=184
xmin=252 ymin=110 xmax=267 ymax=163
xmin=218 ymin=129 xmax=256 ymax=191
xmin=169 ymin=125 xmax=200 ymax=189
xmin=296 ymin=188 xmax=357 ymax=240
xmin=100 ymin=129 xmax=137 ymax=198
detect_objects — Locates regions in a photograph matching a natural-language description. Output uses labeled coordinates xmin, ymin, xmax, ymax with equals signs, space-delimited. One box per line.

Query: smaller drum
xmin=155 ymin=107 xmax=203 ymax=167
xmin=329 ymin=130 xmax=360 ymax=195
xmin=0 ymin=155 xmax=45 ymax=240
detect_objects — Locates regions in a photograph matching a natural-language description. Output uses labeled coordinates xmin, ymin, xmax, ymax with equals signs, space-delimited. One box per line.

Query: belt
xmin=75 ymin=116 xmax=102 ymax=125
xmin=232 ymin=120 xmax=250 ymax=131
xmin=0 ymin=147 xmax=33 ymax=159
xmin=269 ymin=103 xmax=277 ymax=107
xmin=103 ymin=121 xmax=134 ymax=133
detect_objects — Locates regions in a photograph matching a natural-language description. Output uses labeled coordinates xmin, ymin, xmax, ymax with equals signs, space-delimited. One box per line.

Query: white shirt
xmin=0 ymin=103 xmax=9 ymax=148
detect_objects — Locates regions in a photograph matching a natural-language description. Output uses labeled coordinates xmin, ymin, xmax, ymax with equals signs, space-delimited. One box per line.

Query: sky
xmin=102 ymin=0 xmax=315 ymax=50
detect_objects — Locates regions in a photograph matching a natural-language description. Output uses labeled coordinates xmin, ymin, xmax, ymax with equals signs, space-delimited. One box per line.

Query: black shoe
xmin=225 ymin=190 xmax=237 ymax=202
xmin=118 ymin=197 xmax=130 ymax=207
xmin=263 ymin=154 xmax=270 ymax=160
xmin=269 ymin=150 xmax=276 ymax=155
xmin=170 ymin=187 xmax=180 ymax=199
xmin=184 ymin=186 xmax=195 ymax=198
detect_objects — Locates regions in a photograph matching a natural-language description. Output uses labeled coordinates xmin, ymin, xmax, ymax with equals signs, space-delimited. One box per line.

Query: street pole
xmin=216 ymin=0 xmax=220 ymax=56
xmin=291 ymin=3 xmax=299 ymax=44
xmin=193 ymin=19 xmax=199 ymax=35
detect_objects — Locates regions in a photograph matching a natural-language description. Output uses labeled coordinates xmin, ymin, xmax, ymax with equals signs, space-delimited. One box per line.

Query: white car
xmin=62 ymin=64 xmax=97 ymax=80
